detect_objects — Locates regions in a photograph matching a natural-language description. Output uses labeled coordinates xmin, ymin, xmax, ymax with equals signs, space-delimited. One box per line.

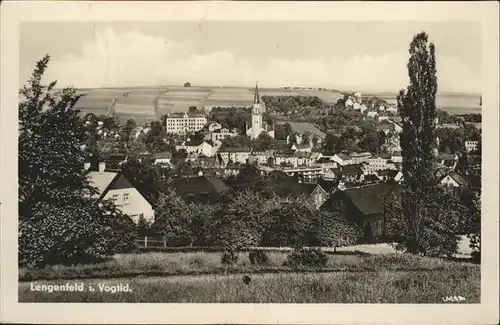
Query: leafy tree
xmin=263 ymin=198 xmax=316 ymax=248
xmin=18 ymin=55 xmax=136 ymax=267
xmin=153 ymin=191 xmax=194 ymax=246
xmin=252 ymin=132 xmax=276 ymax=151
xmin=386 ymin=186 xmax=465 ymax=257
xmin=229 ymin=164 xmax=270 ymax=195
xmin=122 ymin=118 xmax=137 ymax=140
xmin=312 ymin=202 xmax=362 ymax=252
xmin=190 ymin=203 xmax=216 ymax=246
xmin=212 ymin=191 xmax=265 ymax=250
xmin=358 ymin=131 xmax=381 ymax=153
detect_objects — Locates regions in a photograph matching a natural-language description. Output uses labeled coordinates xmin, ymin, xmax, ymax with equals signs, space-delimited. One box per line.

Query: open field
xmin=72 ymin=86 xmax=481 ymax=121
xmin=19 ymin=249 xmax=476 ymax=282
xmin=19 ymin=266 xmax=479 ymax=303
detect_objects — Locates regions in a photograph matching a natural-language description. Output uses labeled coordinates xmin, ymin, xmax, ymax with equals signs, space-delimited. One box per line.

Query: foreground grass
xmin=19 ymin=251 xmax=475 ymax=282
xmin=19 ymin=268 xmax=480 ymax=303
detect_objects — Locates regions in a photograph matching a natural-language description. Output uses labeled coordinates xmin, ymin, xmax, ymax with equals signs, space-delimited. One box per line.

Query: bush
xmin=248 ymin=250 xmax=269 ymax=265
xmin=221 ymin=250 xmax=238 ymax=265
xmin=283 ymin=248 xmax=327 ymax=267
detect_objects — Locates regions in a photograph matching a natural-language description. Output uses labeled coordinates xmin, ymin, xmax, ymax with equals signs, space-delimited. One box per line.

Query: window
xmin=111 ymin=194 xmax=119 ymax=203
xmin=123 ymin=193 xmax=130 ymax=205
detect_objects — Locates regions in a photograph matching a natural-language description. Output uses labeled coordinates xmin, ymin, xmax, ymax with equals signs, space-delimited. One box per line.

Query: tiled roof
xmin=343 ymin=182 xmax=402 ymax=216
xmin=336 ymin=153 xmax=351 ymax=161
xmin=219 ymin=146 xmax=251 ymax=153
xmin=87 ymin=171 xmax=119 ymax=197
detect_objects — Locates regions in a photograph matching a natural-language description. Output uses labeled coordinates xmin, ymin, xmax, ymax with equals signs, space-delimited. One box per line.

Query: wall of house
xmin=441 ymin=175 xmax=460 ymax=187
xmin=104 ymin=188 xmax=154 ymax=224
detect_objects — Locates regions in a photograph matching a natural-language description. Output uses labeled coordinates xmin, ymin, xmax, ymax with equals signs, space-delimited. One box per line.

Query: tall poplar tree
xmin=396 ymin=32 xmax=462 ymax=256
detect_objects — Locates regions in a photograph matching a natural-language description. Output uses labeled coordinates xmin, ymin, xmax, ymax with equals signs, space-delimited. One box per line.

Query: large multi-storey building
xmin=165 ymin=112 xmax=207 ymax=134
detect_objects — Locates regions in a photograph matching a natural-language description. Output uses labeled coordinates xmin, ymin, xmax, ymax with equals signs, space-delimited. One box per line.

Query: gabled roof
xmin=336 ymin=182 xmax=402 ymax=216
xmin=443 ymin=172 xmax=468 ymax=186
xmin=153 ymin=152 xmax=172 ymax=159
xmin=335 ymin=153 xmax=351 ymax=161
xmin=317 ymin=157 xmax=335 ymax=163
xmin=318 ymin=179 xmax=338 ymax=192
xmin=170 ymin=176 xmax=228 ymax=197
xmin=340 ymin=164 xmax=363 ymax=175
xmin=351 ymin=152 xmax=372 ymax=158
xmin=86 ymin=170 xmax=137 ymax=200
xmin=219 ymin=146 xmax=251 ymax=153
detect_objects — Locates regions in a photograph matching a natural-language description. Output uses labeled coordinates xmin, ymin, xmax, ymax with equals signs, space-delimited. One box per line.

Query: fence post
xmin=163 ymin=236 xmax=167 ymax=248
xmin=144 ymin=236 xmax=148 ymax=248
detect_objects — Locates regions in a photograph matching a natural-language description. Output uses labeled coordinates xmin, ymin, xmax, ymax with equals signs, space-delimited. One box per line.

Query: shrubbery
xmin=248 ymin=250 xmax=269 ymax=265
xmin=283 ymin=248 xmax=328 ymax=267
xmin=221 ymin=250 xmax=239 ymax=265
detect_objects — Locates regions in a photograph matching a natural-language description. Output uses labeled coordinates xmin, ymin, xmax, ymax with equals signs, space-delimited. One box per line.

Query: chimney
xmin=98 ymin=162 xmax=106 ymax=172
xmin=84 ymin=162 xmax=91 ymax=171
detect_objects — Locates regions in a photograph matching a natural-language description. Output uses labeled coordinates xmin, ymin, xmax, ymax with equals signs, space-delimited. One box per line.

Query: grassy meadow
xmin=19 ymin=251 xmax=480 ymax=303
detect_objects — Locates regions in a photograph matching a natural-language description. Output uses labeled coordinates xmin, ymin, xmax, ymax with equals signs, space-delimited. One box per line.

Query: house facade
xmin=465 ymin=140 xmax=479 ymax=153
xmin=165 ymin=112 xmax=207 ymax=134
xmin=87 ymin=163 xmax=154 ymax=224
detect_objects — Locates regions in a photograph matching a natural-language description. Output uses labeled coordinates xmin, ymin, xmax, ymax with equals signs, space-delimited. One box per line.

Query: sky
xmin=19 ymin=21 xmax=481 ymax=94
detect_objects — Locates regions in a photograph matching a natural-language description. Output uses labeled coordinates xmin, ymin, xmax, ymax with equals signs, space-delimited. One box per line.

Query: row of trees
xmin=261 ymin=95 xmax=327 ymax=118
xmin=146 ymin=190 xmax=361 ymax=252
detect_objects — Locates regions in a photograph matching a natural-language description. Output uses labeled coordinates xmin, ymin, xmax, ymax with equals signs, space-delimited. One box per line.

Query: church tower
xmin=251 ymin=82 xmax=263 ymax=139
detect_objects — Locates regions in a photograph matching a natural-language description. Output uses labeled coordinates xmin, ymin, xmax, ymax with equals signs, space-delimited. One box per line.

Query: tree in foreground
xmin=394 ymin=32 xmax=467 ymax=257
xmin=312 ymin=200 xmax=362 ymax=252
xmin=19 ymin=55 xmax=136 ymax=267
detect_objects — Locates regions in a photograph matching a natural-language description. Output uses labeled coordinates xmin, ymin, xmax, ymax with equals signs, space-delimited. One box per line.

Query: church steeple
xmin=253 ymin=82 xmax=260 ymax=104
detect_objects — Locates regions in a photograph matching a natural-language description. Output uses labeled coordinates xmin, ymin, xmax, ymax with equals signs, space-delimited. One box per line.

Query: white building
xmin=217 ymin=147 xmax=252 ymax=165
xmin=87 ymin=162 xmax=154 ymax=224
xmin=367 ymin=155 xmax=394 ymax=172
xmin=465 ymin=140 xmax=479 ymax=152
xmin=332 ymin=153 xmax=353 ymax=166
xmin=246 ymin=83 xmax=274 ymax=140
xmin=350 ymin=152 xmax=372 ymax=165
xmin=176 ymin=140 xmax=215 ymax=157
xmin=208 ymin=122 xmax=222 ymax=132
xmin=211 ymin=128 xmax=238 ymax=142
xmin=165 ymin=112 xmax=207 ymax=134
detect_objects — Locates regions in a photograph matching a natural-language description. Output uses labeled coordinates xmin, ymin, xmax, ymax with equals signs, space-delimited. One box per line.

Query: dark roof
xmin=438 ymin=152 xmax=456 ymax=160
xmin=170 ymin=176 xmax=228 ymax=197
xmin=336 ymin=153 xmax=351 ymax=161
xmin=270 ymin=177 xmax=324 ymax=198
xmin=377 ymin=169 xmax=399 ymax=178
xmin=318 ymin=157 xmax=334 ymax=163
xmin=153 ymin=152 xmax=172 ymax=159
xmin=342 ymin=182 xmax=402 ymax=216
xmin=340 ymin=164 xmax=363 ymax=175
xmin=318 ymin=180 xmax=338 ymax=192
xmin=443 ymin=172 xmax=468 ymax=186
xmin=219 ymin=146 xmax=251 ymax=153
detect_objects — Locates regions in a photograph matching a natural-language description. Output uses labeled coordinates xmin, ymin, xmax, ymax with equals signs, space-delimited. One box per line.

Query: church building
xmin=246 ymin=83 xmax=274 ymax=140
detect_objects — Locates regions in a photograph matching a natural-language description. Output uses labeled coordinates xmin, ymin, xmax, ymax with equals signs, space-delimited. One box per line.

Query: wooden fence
xmin=136 ymin=236 xmax=167 ymax=248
